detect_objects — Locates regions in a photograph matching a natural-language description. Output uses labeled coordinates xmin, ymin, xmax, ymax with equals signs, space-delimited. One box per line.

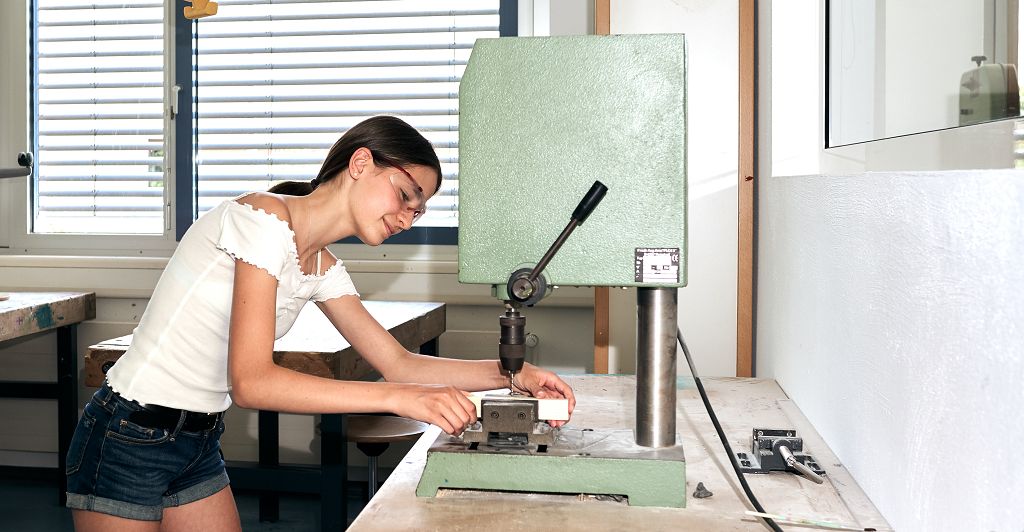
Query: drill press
xmin=416 ymin=33 xmax=689 ymax=507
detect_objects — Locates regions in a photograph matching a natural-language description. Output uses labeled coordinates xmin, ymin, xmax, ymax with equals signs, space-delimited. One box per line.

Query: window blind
xmin=32 ymin=0 xmax=499 ymax=236
xmin=34 ymin=0 xmax=166 ymax=234
xmin=194 ymin=0 xmax=501 ymax=228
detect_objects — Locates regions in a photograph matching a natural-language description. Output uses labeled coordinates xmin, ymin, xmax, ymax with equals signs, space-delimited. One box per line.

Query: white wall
xmin=760 ymin=0 xmax=1024 ymax=529
xmin=611 ymin=0 xmax=739 ymax=377
xmin=758 ymin=171 xmax=1024 ymax=531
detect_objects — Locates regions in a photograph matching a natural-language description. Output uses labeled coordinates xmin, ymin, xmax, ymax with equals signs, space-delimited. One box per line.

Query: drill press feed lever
xmin=505 ymin=180 xmax=608 ymax=307
xmin=497 ymin=181 xmax=609 ymax=389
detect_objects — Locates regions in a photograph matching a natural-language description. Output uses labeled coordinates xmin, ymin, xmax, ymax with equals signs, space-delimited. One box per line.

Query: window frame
xmin=13 ymin=0 xmax=179 ymax=254
xmin=14 ymin=0 xmax=517 ymax=255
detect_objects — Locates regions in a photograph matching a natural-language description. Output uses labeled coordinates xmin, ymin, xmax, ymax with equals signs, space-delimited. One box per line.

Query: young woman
xmin=65 ymin=116 xmax=575 ymax=531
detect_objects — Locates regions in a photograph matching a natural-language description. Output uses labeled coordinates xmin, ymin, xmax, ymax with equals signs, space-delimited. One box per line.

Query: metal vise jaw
xmin=735 ymin=428 xmax=826 ymax=481
xmin=461 ymin=397 xmax=556 ymax=448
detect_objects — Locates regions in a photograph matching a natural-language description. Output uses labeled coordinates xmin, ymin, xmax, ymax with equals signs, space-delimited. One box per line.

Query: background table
xmin=0 ymin=291 xmax=96 ymax=505
xmin=350 ymin=375 xmax=892 ymax=531
xmin=86 ymin=300 xmax=445 ymax=532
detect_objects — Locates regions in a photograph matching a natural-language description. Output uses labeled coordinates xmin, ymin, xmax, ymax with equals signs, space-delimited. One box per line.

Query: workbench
xmin=85 ymin=300 xmax=444 ymax=532
xmin=0 ymin=291 xmax=97 ymax=505
xmin=351 ymin=375 xmax=892 ymax=531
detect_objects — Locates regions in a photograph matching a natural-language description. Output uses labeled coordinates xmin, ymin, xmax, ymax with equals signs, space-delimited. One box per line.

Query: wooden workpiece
xmin=468 ymin=393 xmax=570 ymax=421
xmin=85 ymin=300 xmax=444 ymax=387
xmin=350 ymin=376 xmax=891 ymax=531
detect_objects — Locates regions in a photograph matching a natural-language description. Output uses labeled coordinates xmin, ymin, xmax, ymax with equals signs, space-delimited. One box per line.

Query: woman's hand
xmin=512 ymin=363 xmax=576 ymax=428
xmin=388 ymin=384 xmax=478 ymax=435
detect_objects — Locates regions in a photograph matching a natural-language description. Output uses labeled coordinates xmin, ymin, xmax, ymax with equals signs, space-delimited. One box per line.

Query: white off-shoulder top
xmin=106 ymin=198 xmax=359 ymax=413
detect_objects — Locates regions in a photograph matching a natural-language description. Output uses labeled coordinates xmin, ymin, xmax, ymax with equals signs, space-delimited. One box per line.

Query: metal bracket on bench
xmin=735 ymin=428 xmax=826 ymax=483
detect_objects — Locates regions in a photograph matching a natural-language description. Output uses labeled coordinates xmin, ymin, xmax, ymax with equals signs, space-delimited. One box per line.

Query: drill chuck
xmin=499 ymin=308 xmax=526 ymax=374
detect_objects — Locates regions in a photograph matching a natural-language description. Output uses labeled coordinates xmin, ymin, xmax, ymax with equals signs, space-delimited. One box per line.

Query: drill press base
xmin=415 ymin=428 xmax=686 ymax=507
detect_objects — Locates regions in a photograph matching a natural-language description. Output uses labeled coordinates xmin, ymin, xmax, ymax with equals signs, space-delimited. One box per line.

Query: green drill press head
xmin=457 ymin=34 xmax=688 ymax=301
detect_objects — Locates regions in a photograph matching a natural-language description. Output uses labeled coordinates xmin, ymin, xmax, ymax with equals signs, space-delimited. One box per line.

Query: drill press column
xmin=636 ymin=287 xmax=678 ymax=448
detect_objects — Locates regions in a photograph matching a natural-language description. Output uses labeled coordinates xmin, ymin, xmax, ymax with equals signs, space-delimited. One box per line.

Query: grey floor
xmin=0 ymin=470 xmax=369 ymax=531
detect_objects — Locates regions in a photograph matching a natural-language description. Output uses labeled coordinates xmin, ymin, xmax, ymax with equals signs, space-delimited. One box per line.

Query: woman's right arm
xmin=226 ymin=259 xmax=476 ymax=434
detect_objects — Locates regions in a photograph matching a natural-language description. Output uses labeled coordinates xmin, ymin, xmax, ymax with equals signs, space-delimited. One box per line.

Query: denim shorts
xmin=65 ymin=382 xmax=229 ymax=521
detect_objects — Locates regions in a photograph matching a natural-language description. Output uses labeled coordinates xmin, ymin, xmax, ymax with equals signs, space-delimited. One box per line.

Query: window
xmin=33 ymin=0 xmax=166 ymax=234
xmin=31 ymin=0 xmax=515 ymax=244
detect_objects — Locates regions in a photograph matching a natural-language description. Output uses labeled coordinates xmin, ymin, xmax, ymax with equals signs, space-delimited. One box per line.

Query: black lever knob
xmin=571 ymin=181 xmax=608 ymax=224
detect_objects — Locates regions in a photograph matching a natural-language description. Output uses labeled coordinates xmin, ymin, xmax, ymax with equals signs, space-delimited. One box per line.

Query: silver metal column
xmin=635 ymin=287 xmax=678 ymax=447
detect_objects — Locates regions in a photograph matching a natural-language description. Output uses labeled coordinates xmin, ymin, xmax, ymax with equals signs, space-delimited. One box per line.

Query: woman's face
xmin=355 ymin=163 xmax=439 ymax=246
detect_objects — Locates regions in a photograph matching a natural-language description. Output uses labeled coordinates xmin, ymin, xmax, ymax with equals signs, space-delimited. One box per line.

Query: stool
xmin=346 ymin=415 xmax=429 ymax=500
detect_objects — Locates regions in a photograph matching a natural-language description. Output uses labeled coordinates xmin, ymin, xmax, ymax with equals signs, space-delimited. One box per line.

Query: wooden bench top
xmin=349 ymin=376 xmax=891 ymax=531
xmin=0 ymin=292 xmax=96 ymax=342
xmin=85 ymin=300 xmax=445 ymax=387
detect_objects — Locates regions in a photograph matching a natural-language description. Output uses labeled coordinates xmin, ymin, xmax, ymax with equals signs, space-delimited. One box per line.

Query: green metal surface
xmin=416 ymin=429 xmax=687 ymax=507
xmin=416 ymin=452 xmax=685 ymax=507
xmin=458 ymin=34 xmax=688 ymax=289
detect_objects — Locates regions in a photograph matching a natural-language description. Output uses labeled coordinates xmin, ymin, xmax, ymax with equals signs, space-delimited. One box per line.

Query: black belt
xmin=127 ymin=403 xmax=220 ymax=433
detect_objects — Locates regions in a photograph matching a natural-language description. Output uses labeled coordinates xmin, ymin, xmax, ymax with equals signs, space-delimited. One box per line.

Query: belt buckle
xmin=186 ymin=412 xmax=219 ymax=432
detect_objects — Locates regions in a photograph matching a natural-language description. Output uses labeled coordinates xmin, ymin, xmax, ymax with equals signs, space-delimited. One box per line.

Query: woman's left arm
xmin=315 ymin=296 xmax=575 ymax=414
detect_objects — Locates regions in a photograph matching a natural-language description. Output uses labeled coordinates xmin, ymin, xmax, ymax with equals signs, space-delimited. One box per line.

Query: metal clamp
xmin=735 ymin=428 xmax=826 ymax=483
xmin=461 ymin=397 xmax=555 ymax=447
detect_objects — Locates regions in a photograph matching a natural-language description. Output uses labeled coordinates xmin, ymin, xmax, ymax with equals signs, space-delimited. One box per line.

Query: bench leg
xmin=321 ymin=414 xmax=347 ymax=531
xmin=258 ymin=410 xmax=279 ymax=522
xmin=57 ymin=324 xmax=78 ymax=506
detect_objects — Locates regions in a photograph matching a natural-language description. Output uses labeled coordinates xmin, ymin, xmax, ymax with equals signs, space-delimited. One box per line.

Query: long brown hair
xmin=268 ymin=115 xmax=442 ymax=196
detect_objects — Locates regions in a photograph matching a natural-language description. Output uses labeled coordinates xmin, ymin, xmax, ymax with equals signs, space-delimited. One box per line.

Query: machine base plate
xmin=416 ymin=428 xmax=686 ymax=507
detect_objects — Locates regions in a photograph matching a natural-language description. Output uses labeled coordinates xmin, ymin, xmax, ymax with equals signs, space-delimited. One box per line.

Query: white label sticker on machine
xmin=635 ymin=247 xmax=680 ymax=283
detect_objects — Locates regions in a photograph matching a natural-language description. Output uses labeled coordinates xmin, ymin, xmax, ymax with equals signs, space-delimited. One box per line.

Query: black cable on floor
xmin=677 ymin=328 xmax=784 ymax=532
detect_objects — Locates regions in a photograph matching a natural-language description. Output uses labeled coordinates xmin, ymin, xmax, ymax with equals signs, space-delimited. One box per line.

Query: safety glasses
xmin=389 ymin=166 xmax=427 ymax=223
